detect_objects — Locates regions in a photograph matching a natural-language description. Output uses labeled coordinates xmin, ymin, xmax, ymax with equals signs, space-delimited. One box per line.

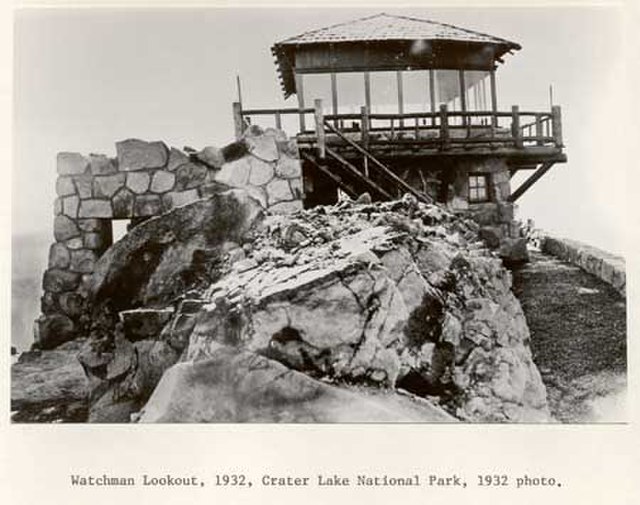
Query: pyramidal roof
xmin=276 ymin=13 xmax=520 ymax=48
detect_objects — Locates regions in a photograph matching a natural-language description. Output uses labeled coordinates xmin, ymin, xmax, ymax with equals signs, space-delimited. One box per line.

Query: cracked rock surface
xmin=140 ymin=195 xmax=549 ymax=422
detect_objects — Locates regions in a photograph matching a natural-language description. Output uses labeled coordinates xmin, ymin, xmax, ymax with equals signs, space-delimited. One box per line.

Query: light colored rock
xmin=266 ymin=200 xmax=302 ymax=214
xmin=78 ymin=199 xmax=113 ymax=218
xmin=93 ymin=173 xmax=126 ymax=198
xmin=126 ymin=171 xmax=151 ymax=194
xmin=134 ymin=195 xmax=162 ymax=216
xmin=162 ymin=189 xmax=200 ymax=208
xmin=54 ymin=198 xmax=62 ymax=215
xmin=116 ymin=139 xmax=168 ymax=171
xmin=248 ymin=157 xmax=274 ymax=186
xmin=215 ymin=157 xmax=251 ymax=187
xmin=89 ymin=154 xmax=117 ymax=175
xmin=167 ymin=147 xmax=189 ymax=171
xmin=265 ymin=178 xmax=293 ymax=205
xmin=74 ymin=175 xmax=93 ymax=199
xmin=57 ymin=152 xmax=89 ymax=175
xmin=65 ymin=237 xmax=84 ymax=250
xmin=197 ymin=146 xmax=225 ymax=168
xmin=150 ymin=170 xmax=176 ymax=193
xmin=138 ymin=346 xmax=455 ymax=423
xmin=244 ymin=128 xmax=279 ymax=161
xmin=48 ymin=243 xmax=70 ymax=269
xmin=275 ymin=156 xmax=302 ymax=179
xmin=56 ymin=177 xmax=76 ymax=197
xmin=62 ymin=195 xmax=79 ymax=218
xmin=54 ymin=215 xmax=80 ymax=241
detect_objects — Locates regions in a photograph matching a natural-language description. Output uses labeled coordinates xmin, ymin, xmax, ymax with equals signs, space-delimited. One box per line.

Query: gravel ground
xmin=511 ymin=251 xmax=627 ymax=423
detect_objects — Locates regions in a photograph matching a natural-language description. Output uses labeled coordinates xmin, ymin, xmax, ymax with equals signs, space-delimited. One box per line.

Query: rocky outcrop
xmin=138 ymin=344 xmax=456 ymax=423
xmin=11 ymin=340 xmax=88 ymax=422
xmin=145 ymin=196 xmax=549 ymax=422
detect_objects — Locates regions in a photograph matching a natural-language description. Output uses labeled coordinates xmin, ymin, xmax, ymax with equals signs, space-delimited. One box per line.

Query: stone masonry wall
xmin=540 ymin=235 xmax=626 ymax=296
xmin=35 ymin=127 xmax=304 ymax=349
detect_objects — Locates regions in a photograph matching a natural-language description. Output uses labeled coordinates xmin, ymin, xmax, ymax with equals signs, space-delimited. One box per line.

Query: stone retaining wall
xmin=35 ymin=127 xmax=304 ymax=349
xmin=540 ymin=235 xmax=626 ymax=296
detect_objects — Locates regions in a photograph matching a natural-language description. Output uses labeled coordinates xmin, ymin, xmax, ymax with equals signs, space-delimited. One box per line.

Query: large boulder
xmin=89 ymin=188 xmax=264 ymax=310
xmin=167 ymin=200 xmax=549 ymax=422
xmin=11 ymin=340 xmax=88 ymax=422
xmin=138 ymin=345 xmax=455 ymax=423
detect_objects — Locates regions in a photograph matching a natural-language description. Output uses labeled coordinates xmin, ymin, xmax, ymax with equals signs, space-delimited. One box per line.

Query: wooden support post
xmin=414 ymin=117 xmax=419 ymax=139
xmin=535 ymin=114 xmax=543 ymax=145
xmin=490 ymin=69 xmax=498 ymax=131
xmin=429 ymin=70 xmax=436 ymax=126
xmin=331 ymin=72 xmax=338 ymax=119
xmin=439 ymin=104 xmax=450 ymax=150
xmin=361 ymin=105 xmax=370 ymax=176
xmin=314 ymin=99 xmax=326 ymax=159
xmin=360 ymin=106 xmax=369 ymax=149
xmin=511 ymin=105 xmax=523 ymax=148
xmin=397 ymin=70 xmax=404 ymax=128
xmin=295 ymin=72 xmax=306 ymax=132
xmin=232 ymin=102 xmax=244 ymax=140
xmin=459 ymin=70 xmax=467 ymax=130
xmin=275 ymin=111 xmax=282 ymax=130
xmin=364 ymin=71 xmax=371 ymax=113
xmin=552 ymin=105 xmax=563 ymax=147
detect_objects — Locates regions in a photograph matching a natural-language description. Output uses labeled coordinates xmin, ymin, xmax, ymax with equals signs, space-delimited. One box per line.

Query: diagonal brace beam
xmin=508 ymin=162 xmax=555 ymax=202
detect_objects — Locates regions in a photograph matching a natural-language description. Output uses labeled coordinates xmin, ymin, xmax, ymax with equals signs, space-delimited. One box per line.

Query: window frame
xmin=468 ymin=173 xmax=491 ymax=203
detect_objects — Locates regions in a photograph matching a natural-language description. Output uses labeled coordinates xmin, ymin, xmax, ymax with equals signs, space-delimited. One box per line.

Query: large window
xmin=468 ymin=174 xmax=490 ymax=203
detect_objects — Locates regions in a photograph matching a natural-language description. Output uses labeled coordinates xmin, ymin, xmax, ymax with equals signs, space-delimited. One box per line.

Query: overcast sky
xmin=13 ymin=6 xmax=630 ymax=254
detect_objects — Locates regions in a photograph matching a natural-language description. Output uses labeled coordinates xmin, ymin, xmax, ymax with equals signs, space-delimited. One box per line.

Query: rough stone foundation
xmin=35 ymin=127 xmax=304 ymax=349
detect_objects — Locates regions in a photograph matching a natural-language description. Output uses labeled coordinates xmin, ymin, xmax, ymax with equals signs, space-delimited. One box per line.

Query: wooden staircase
xmin=302 ymin=120 xmax=433 ymax=204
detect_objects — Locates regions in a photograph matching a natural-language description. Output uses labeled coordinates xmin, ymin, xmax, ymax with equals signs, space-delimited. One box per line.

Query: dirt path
xmin=511 ymin=251 xmax=627 ymax=423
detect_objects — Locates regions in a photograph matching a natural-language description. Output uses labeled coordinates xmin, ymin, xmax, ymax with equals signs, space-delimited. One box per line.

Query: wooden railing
xmin=233 ymin=100 xmax=563 ymax=151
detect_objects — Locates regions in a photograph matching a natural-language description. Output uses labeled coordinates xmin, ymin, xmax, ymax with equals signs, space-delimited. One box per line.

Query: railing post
xmin=233 ymin=102 xmax=244 ymax=140
xmin=535 ymin=113 xmax=543 ymax=146
xmin=275 ymin=111 xmax=282 ymax=131
xmin=552 ymin=105 xmax=563 ymax=147
xmin=361 ymin=105 xmax=370 ymax=177
xmin=361 ymin=105 xmax=370 ymax=149
xmin=314 ymin=99 xmax=326 ymax=159
xmin=440 ymin=104 xmax=450 ymax=150
xmin=511 ymin=105 xmax=523 ymax=148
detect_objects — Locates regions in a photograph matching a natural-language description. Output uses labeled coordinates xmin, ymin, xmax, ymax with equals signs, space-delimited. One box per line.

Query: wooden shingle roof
xmin=271 ymin=13 xmax=520 ymax=98
xmin=276 ymin=13 xmax=520 ymax=47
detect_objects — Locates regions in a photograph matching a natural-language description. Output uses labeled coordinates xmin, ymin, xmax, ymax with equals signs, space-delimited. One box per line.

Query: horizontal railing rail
xmin=232 ymin=100 xmax=563 ymax=151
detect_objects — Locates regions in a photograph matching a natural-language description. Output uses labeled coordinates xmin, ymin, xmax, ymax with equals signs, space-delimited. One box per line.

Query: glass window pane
xmin=464 ymin=70 xmax=490 ymax=112
xmin=403 ymin=70 xmax=429 ymax=113
xmin=370 ymin=71 xmax=397 ymax=114
xmin=336 ymin=73 xmax=365 ymax=114
xmin=434 ymin=70 xmax=461 ymax=107
xmin=302 ymin=74 xmax=332 ymax=113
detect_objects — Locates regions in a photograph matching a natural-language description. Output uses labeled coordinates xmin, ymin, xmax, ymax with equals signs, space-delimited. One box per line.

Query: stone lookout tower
xmin=234 ymin=12 xmax=566 ymax=241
